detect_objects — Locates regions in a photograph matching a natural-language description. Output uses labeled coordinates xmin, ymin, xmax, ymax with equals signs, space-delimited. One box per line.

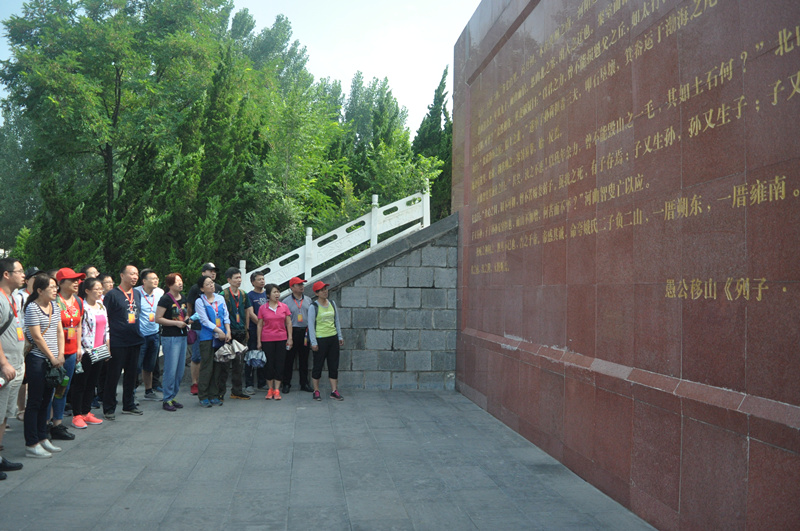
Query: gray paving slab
xmin=0 ymin=389 xmax=654 ymax=530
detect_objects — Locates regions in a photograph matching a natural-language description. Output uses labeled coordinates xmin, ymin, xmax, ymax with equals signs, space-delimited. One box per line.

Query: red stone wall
xmin=452 ymin=1 xmax=800 ymax=528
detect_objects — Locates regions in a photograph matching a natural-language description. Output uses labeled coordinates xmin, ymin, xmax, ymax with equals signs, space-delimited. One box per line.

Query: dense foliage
xmin=0 ymin=0 xmax=452 ymax=279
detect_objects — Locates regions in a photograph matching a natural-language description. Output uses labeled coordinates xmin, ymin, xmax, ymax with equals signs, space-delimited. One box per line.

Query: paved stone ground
xmin=0 ymin=387 xmax=653 ymax=530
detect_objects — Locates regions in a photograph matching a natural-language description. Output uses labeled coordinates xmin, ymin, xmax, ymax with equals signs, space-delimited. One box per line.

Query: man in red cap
xmin=281 ymin=277 xmax=313 ymax=393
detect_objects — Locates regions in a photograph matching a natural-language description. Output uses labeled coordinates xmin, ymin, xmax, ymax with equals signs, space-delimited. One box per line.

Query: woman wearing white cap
xmin=307 ymin=281 xmax=344 ymax=401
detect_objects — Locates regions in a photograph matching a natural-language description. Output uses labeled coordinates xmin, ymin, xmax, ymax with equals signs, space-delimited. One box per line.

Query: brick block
xmin=447 ymin=289 xmax=458 ymax=309
xmin=447 ymin=247 xmax=458 ymax=267
xmin=433 ymin=309 xmax=457 ymax=329
xmin=393 ymin=249 xmax=421 ymax=267
xmin=352 ymin=308 xmax=379 ymax=328
xmin=445 ymin=371 xmax=456 ymax=391
xmin=367 ymin=287 xmax=394 ymax=307
xmin=421 ymin=289 xmax=448 ymax=309
xmin=405 ymin=309 xmax=433 ymax=329
xmin=381 ymin=267 xmax=408 ymax=288
xmin=379 ymin=309 xmax=406 ymax=329
xmin=434 ymin=268 xmax=457 ymax=288
xmin=408 ymin=267 xmax=434 ymax=288
xmin=338 ymin=349 xmax=353 ymax=371
xmin=365 ymin=329 xmax=393 ymax=350
xmin=354 ymin=269 xmax=381 ymax=287
xmin=432 ymin=350 xmax=456 ymax=371
xmin=392 ymin=372 xmax=418 ymax=390
xmin=406 ymin=350 xmax=432 ymax=371
xmin=337 ymin=370 xmax=364 ymax=389
xmin=446 ymin=330 xmax=457 ymax=349
xmin=421 ymin=246 xmax=448 ymax=267
xmin=419 ymin=371 xmax=446 ymax=390
xmin=344 ymin=329 xmax=366 ymax=350
xmin=341 ymin=287 xmax=368 ymax=307
xmin=420 ymin=330 xmax=447 ymax=350
xmin=436 ymin=231 xmax=458 ymax=247
xmin=351 ymin=350 xmax=378 ymax=371
xmin=364 ymin=371 xmax=391 ymax=390
xmin=378 ymin=351 xmax=405 ymax=371
xmin=393 ymin=330 xmax=420 ymax=350
xmin=395 ymin=288 xmax=421 ymax=309
xmin=337 ymin=307 xmax=352 ymax=329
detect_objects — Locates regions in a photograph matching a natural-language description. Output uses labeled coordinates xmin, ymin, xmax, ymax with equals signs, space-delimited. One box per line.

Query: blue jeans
xmin=138 ymin=333 xmax=160 ymax=374
xmin=190 ymin=338 xmax=201 ymax=363
xmin=51 ymin=353 xmax=76 ymax=421
xmin=161 ymin=336 xmax=186 ymax=403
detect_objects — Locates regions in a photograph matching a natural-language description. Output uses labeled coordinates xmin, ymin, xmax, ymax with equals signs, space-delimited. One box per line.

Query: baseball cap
xmin=201 ymin=262 xmax=219 ymax=273
xmin=312 ymin=281 xmax=329 ymax=292
xmin=56 ymin=267 xmax=86 ymax=283
xmin=24 ymin=267 xmax=41 ymax=279
xmin=289 ymin=277 xmax=306 ymax=287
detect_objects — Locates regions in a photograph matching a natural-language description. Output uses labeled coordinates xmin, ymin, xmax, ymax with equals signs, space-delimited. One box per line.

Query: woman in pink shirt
xmin=256 ymin=283 xmax=293 ymax=400
xmin=71 ymin=278 xmax=107 ymax=429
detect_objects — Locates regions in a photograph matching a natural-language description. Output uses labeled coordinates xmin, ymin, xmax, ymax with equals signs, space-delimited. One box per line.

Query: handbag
xmin=88 ymin=344 xmax=111 ymax=364
xmin=44 ymin=360 xmax=67 ymax=388
xmin=187 ymin=328 xmax=198 ymax=345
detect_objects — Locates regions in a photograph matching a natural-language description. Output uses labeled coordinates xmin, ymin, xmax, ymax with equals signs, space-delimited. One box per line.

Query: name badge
xmin=236 ymin=314 xmax=241 ymax=323
xmin=128 ymin=312 xmax=136 ymax=324
xmin=67 ymin=327 xmax=76 ymax=340
xmin=215 ymin=318 xmax=221 ymax=327
xmin=17 ymin=327 xmax=24 ymax=341
xmin=298 ymin=315 xmax=303 ymax=322
xmin=149 ymin=312 xmax=155 ymax=323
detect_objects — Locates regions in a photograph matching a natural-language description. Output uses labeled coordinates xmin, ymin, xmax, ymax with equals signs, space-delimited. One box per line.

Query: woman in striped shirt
xmin=23 ymin=273 xmax=65 ymax=458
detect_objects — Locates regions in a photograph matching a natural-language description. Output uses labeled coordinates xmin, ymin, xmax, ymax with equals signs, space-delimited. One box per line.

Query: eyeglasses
xmin=12 ymin=269 xmax=24 ymax=274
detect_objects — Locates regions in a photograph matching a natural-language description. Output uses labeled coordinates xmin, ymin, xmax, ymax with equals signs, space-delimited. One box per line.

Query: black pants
xmin=24 ymin=354 xmax=52 ymax=446
xmin=104 ymin=344 xmax=141 ymax=414
xmin=312 ymin=336 xmax=340 ymax=380
xmin=283 ymin=327 xmax=309 ymax=386
xmin=71 ymin=355 xmax=102 ymax=416
xmin=263 ymin=340 xmax=286 ymax=382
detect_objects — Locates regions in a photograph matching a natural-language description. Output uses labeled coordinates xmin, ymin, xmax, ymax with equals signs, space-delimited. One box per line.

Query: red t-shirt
xmin=258 ymin=302 xmax=290 ymax=342
xmin=59 ymin=295 xmax=82 ymax=355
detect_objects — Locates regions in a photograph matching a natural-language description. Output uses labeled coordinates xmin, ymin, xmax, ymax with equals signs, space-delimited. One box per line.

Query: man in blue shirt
xmin=135 ymin=269 xmax=164 ymax=401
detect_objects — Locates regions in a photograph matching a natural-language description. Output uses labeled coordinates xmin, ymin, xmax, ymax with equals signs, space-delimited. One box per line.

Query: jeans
xmin=24 ymin=354 xmax=52 ymax=446
xmin=51 ymin=353 xmax=76 ymax=421
xmin=138 ymin=333 xmax=160 ymax=374
xmin=104 ymin=344 xmax=141 ymax=414
xmin=161 ymin=336 xmax=187 ymax=403
xmin=190 ymin=339 xmax=201 ymax=363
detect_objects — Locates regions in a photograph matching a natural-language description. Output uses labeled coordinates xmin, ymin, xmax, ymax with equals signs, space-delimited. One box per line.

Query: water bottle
xmin=54 ymin=374 xmax=70 ymax=399
xmin=0 ymin=377 xmax=5 ymax=389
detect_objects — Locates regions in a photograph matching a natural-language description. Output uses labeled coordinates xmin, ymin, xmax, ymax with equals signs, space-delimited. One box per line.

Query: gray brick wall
xmin=324 ymin=217 xmax=458 ymax=390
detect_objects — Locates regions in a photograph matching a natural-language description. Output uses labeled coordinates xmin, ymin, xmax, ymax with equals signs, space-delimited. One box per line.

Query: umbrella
xmin=245 ymin=349 xmax=266 ymax=368
xmin=214 ymin=342 xmax=237 ymax=362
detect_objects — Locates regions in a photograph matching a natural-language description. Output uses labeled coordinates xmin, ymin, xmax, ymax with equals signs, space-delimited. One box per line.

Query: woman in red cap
xmin=50 ymin=267 xmax=85 ymax=441
xmin=307 ymin=281 xmax=344 ymax=401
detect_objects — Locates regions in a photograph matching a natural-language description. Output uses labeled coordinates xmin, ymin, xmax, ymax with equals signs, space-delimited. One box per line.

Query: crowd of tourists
xmin=0 ymin=259 xmax=344 ymax=479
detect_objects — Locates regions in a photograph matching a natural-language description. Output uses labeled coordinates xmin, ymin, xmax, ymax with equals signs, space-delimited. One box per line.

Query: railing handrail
xmin=226 ymin=189 xmax=430 ymax=293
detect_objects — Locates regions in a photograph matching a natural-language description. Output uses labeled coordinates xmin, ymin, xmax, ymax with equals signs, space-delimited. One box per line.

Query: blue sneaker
xmin=199 ymin=399 xmax=212 ymax=408
xmin=210 ymin=398 xmax=222 ymax=406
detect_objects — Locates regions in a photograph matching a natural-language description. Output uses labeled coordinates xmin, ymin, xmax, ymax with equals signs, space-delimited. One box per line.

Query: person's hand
xmin=287 ymin=338 xmax=293 ymax=349
xmin=339 ymin=339 xmax=344 ymax=347
xmin=225 ymin=332 xmax=232 ymax=342
xmin=76 ymin=351 xmax=83 ymax=363
xmin=215 ymin=329 xmax=225 ymax=340
xmin=175 ymin=320 xmax=187 ymax=329
xmin=1 ymin=362 xmax=16 ymax=381
xmin=311 ymin=344 xmax=319 ymax=352
xmin=257 ymin=340 xmax=262 ymax=350
xmin=51 ymin=355 xmax=64 ymax=368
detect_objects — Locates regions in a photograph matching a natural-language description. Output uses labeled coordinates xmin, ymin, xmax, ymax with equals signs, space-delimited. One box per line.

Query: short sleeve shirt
xmin=0 ymin=291 xmax=25 ymax=367
xmin=223 ymin=288 xmax=251 ymax=331
xmin=157 ymin=293 xmax=188 ymax=337
xmin=247 ymin=290 xmax=267 ymax=329
xmin=24 ymin=302 xmax=61 ymax=359
xmin=258 ymin=302 xmax=290 ymax=342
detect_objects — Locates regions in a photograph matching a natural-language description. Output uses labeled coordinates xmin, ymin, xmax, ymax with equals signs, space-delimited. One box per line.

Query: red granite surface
xmin=454 ymin=0 xmax=800 ymax=528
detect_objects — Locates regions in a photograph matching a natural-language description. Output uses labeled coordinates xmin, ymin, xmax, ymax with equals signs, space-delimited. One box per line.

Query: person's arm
xmin=222 ymin=303 xmax=231 ymax=341
xmin=75 ymin=309 xmax=83 ymax=362
xmin=307 ymin=304 xmax=318 ymax=350
xmin=80 ymin=308 xmax=93 ymax=355
xmin=284 ymin=305 xmax=293 ymax=348
xmin=333 ymin=301 xmax=344 ymax=346
xmin=56 ymin=317 xmax=65 ymax=364
xmin=0 ymin=343 xmax=15 ymax=381
xmin=256 ymin=311 xmax=264 ymax=349
xmin=156 ymin=303 xmax=186 ymax=329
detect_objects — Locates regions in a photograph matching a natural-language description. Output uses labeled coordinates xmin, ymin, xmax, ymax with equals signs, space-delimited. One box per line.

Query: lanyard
xmin=292 ymin=296 xmax=304 ymax=310
xmin=120 ymin=287 xmax=135 ymax=311
xmin=2 ymin=290 xmax=18 ymax=319
xmin=228 ymin=288 xmax=240 ymax=312
xmin=203 ymin=294 xmax=219 ymax=316
xmin=58 ymin=294 xmax=79 ymax=327
xmin=141 ymin=290 xmax=156 ymax=311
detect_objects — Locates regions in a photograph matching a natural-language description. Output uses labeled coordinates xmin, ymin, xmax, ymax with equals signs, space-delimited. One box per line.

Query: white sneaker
xmin=26 ymin=444 xmax=52 ymax=459
xmin=244 ymin=386 xmax=256 ymax=395
xmin=41 ymin=439 xmax=62 ymax=453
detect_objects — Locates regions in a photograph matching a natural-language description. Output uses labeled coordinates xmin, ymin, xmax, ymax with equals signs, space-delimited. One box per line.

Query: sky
xmin=0 ymin=0 xmax=482 ymax=135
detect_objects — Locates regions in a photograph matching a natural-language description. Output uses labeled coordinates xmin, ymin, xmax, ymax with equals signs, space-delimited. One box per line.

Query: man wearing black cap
xmin=186 ymin=263 xmax=221 ymax=395
xmin=281 ymin=277 xmax=313 ymax=393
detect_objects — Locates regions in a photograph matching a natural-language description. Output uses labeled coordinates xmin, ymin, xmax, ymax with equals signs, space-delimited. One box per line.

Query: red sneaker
xmin=71 ymin=415 xmax=87 ymax=429
xmin=273 ymin=389 xmax=282 ymax=400
xmin=190 ymin=383 xmax=199 ymax=395
xmin=265 ymin=389 xmax=274 ymax=400
xmin=83 ymin=412 xmax=103 ymax=425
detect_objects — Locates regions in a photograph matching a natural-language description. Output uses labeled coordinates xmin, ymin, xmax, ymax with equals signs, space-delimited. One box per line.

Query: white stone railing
xmin=229 ymin=190 xmax=430 ymax=292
